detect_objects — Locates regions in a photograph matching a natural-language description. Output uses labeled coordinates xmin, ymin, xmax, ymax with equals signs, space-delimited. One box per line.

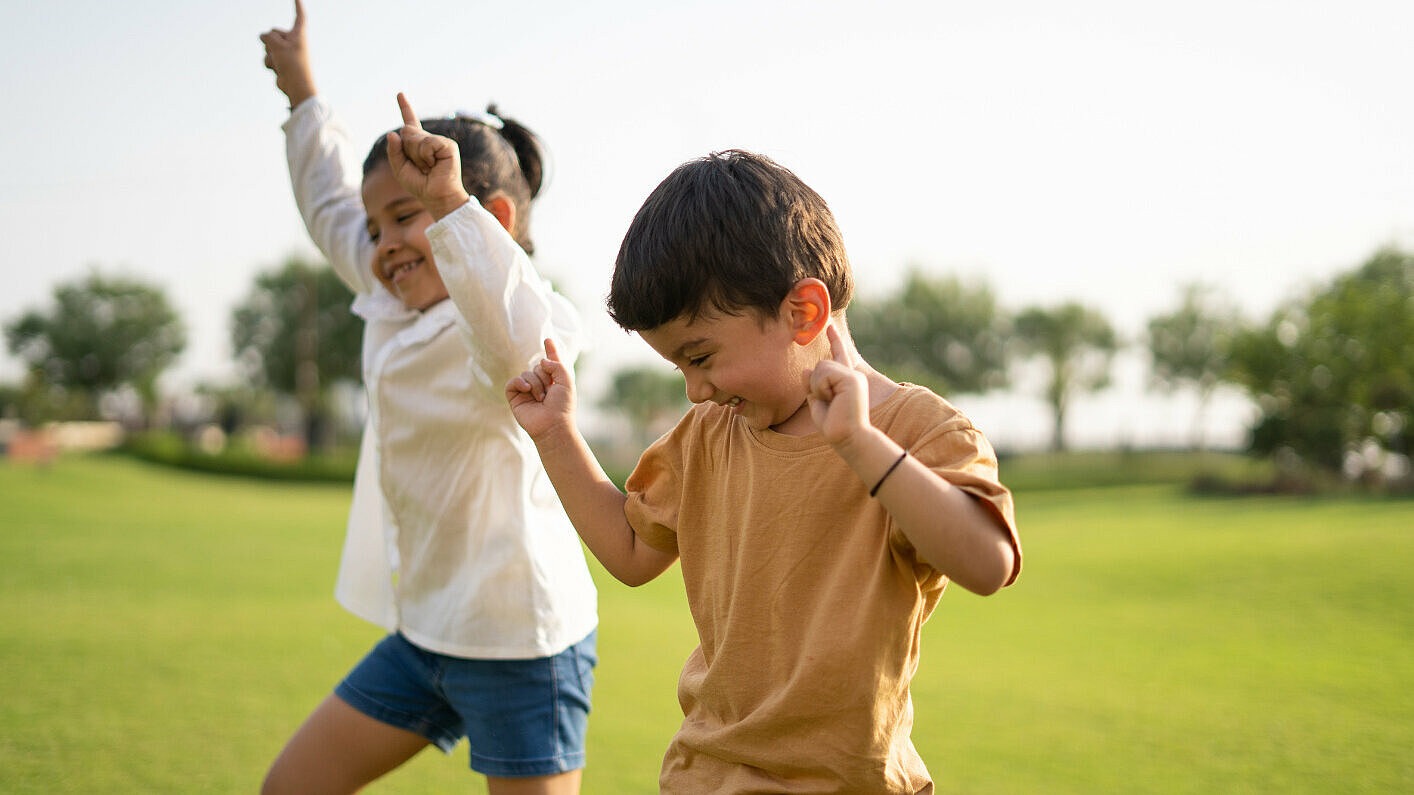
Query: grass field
xmin=1 ymin=454 xmax=1410 ymax=793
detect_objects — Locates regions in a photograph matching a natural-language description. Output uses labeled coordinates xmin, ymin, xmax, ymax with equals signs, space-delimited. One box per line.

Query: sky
xmin=3 ymin=0 xmax=1412 ymax=450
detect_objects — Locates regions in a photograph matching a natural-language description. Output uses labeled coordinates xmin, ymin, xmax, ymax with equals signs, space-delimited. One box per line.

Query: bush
xmin=120 ymin=430 xmax=356 ymax=483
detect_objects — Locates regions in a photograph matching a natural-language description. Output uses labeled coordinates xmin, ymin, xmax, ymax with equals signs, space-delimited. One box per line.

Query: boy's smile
xmin=640 ymin=306 xmax=818 ymax=436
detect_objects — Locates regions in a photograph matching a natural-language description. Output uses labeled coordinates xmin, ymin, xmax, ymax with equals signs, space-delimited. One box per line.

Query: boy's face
xmin=640 ymin=304 xmax=817 ymax=435
xmin=362 ymin=163 xmax=449 ymax=311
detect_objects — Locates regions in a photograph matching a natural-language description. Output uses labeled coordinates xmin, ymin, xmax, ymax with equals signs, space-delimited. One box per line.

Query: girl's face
xmin=362 ymin=163 xmax=449 ymax=311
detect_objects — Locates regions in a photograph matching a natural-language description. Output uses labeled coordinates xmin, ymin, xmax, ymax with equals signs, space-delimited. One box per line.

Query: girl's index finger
xmin=543 ymin=338 xmax=561 ymax=363
xmin=292 ymin=0 xmax=305 ymax=31
xmin=396 ymin=93 xmax=422 ymax=130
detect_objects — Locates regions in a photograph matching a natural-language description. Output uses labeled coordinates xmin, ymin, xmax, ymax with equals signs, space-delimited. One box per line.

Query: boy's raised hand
xmin=506 ymin=339 xmax=578 ymax=442
xmin=386 ymin=93 xmax=471 ymax=220
xmin=806 ymin=324 xmax=871 ymax=446
xmin=260 ymin=0 xmax=315 ymax=108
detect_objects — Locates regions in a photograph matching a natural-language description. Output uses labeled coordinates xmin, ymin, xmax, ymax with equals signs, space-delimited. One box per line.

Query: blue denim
xmin=335 ymin=630 xmax=597 ymax=777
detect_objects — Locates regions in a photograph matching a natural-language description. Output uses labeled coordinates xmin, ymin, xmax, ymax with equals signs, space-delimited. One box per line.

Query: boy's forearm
xmin=834 ymin=428 xmax=1016 ymax=595
xmin=534 ymin=425 xmax=677 ymax=587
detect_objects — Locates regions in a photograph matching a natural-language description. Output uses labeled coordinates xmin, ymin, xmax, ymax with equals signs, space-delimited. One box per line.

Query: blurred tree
xmin=1228 ymin=247 xmax=1413 ymax=482
xmin=230 ymin=256 xmax=360 ymax=449
xmin=1013 ymin=302 xmax=1117 ymax=452
xmin=4 ymin=272 xmax=185 ymax=424
xmin=850 ymin=270 xmax=1009 ymax=396
xmin=1146 ymin=283 xmax=1244 ymax=450
xmin=599 ymin=365 xmax=689 ymax=447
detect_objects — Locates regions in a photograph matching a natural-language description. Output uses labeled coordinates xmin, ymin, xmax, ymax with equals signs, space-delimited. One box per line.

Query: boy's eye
xmin=687 ymin=354 xmax=709 ymax=368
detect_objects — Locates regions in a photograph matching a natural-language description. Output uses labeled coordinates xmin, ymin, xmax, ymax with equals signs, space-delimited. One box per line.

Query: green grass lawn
xmin=1 ymin=454 xmax=1410 ymax=793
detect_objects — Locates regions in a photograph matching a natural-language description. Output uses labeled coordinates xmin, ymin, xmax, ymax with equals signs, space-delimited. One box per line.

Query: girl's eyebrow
xmin=386 ymin=196 xmax=422 ymax=211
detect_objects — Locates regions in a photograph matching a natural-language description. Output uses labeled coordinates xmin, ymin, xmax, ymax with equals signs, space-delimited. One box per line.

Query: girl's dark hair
xmin=608 ymin=149 xmax=852 ymax=331
xmin=363 ymin=104 xmax=546 ymax=254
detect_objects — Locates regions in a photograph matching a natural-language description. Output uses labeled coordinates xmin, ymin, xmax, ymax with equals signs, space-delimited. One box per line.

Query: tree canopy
xmin=4 ymin=272 xmax=185 ymax=420
xmin=598 ymin=365 xmax=688 ymax=446
xmin=1229 ymin=246 xmax=1413 ymax=480
xmin=230 ymin=256 xmax=361 ymax=448
xmin=230 ymin=256 xmax=361 ymax=399
xmin=1013 ymin=302 xmax=1117 ymax=452
xmin=1146 ymin=283 xmax=1242 ymax=450
xmin=849 ymin=270 xmax=1009 ymax=397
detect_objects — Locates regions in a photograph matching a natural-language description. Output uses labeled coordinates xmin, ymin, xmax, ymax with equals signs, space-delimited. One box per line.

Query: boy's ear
xmin=483 ymin=194 xmax=517 ymax=235
xmin=786 ymin=278 xmax=832 ymax=345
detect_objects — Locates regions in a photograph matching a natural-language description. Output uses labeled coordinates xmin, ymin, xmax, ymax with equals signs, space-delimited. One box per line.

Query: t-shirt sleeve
xmin=897 ymin=419 xmax=1022 ymax=587
xmin=622 ymin=424 xmax=687 ymax=556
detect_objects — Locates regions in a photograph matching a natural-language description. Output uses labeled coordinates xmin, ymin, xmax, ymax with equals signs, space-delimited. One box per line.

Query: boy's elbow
xmin=616 ymin=571 xmax=655 ymax=588
xmin=960 ymin=540 xmax=1017 ymax=596
xmin=609 ymin=543 xmax=676 ymax=588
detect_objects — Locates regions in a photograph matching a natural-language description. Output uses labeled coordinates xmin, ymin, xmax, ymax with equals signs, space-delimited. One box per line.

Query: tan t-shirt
xmin=625 ymin=384 xmax=1021 ymax=793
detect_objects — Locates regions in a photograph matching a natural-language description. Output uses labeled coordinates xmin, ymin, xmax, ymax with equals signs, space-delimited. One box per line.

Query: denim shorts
xmin=334 ymin=630 xmax=597 ymax=778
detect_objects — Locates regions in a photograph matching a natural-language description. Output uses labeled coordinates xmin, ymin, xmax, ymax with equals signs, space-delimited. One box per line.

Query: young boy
xmin=506 ymin=150 xmax=1021 ymax=793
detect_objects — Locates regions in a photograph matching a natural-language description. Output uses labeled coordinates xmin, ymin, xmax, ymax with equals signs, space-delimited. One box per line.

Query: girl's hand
xmin=805 ymin=324 xmax=871 ymax=446
xmin=259 ymin=0 xmax=316 ymax=108
xmin=386 ymin=93 xmax=471 ymax=220
xmin=506 ymin=339 xmax=578 ymax=442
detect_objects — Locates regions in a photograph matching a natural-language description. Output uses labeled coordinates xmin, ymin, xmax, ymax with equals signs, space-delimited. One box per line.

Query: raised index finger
xmin=826 ymin=322 xmax=852 ymax=367
xmin=292 ymin=0 xmax=305 ymax=32
xmin=396 ymin=92 xmax=422 ymax=130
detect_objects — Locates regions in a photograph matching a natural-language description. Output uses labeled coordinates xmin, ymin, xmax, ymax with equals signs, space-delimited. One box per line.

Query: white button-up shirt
xmin=283 ymin=97 xmax=597 ymax=659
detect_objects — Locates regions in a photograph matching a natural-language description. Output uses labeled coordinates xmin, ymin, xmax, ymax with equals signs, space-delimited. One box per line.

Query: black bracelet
xmin=870 ymin=451 xmax=908 ymax=497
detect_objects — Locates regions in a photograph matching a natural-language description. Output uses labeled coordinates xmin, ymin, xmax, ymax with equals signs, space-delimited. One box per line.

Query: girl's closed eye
xmin=367 ymin=225 xmax=381 ymax=243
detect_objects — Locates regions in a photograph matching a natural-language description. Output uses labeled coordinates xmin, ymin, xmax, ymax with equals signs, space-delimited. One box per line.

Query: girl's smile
xmin=384 ymin=257 xmax=426 ymax=284
xmin=362 ymin=163 xmax=449 ymax=311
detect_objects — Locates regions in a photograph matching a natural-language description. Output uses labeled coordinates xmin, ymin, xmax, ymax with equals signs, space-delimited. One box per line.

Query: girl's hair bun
xmin=486 ymin=103 xmax=547 ymax=200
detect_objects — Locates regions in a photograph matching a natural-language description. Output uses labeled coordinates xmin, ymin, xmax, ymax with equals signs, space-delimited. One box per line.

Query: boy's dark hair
xmin=363 ymin=105 xmax=546 ymax=254
xmin=608 ymin=149 xmax=853 ymax=331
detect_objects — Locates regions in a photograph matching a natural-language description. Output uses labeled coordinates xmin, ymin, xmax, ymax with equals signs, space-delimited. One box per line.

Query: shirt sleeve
xmin=894 ymin=408 xmax=1022 ymax=587
xmin=424 ymin=201 xmax=584 ymax=383
xmin=282 ymin=96 xmax=379 ymax=296
xmin=622 ymin=424 xmax=687 ymax=555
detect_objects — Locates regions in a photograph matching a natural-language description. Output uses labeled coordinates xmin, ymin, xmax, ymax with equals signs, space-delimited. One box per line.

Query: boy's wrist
xmin=530 ymin=418 xmax=581 ymax=455
xmin=830 ymin=426 xmax=894 ymax=468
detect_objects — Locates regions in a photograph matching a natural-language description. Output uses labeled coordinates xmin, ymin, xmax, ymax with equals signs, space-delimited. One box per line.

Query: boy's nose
xmin=684 ymin=374 xmax=714 ymax=404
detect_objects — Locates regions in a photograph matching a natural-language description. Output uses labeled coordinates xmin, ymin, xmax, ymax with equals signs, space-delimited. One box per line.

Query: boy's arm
xmin=837 ymin=427 xmax=1016 ymax=595
xmin=808 ymin=326 xmax=1017 ymax=595
xmin=262 ymin=0 xmax=377 ymax=295
xmin=507 ymin=340 xmax=679 ymax=587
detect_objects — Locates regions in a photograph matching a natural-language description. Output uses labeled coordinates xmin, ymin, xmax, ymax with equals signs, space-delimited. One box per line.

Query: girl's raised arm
xmin=260 ymin=0 xmax=315 ymax=109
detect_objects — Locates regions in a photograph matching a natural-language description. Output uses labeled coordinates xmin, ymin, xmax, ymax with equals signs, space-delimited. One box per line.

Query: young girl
xmin=259 ymin=4 xmax=597 ymax=793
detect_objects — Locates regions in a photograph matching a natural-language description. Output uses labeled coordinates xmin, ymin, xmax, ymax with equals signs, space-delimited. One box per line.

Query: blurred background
xmin=3 ymin=0 xmax=1412 ymax=479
